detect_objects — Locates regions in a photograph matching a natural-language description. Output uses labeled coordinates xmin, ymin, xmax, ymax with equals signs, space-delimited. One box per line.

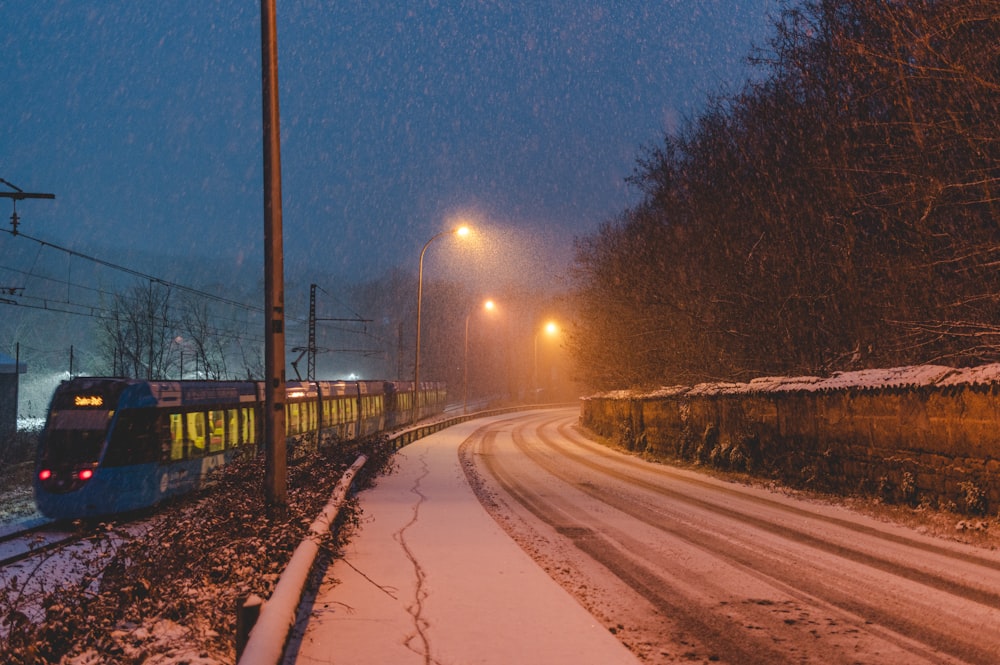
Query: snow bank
xmin=585 ymin=363 xmax=1000 ymax=401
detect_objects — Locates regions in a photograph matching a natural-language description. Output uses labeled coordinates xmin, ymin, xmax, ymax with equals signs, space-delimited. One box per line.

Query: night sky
xmin=2 ymin=0 xmax=781 ymax=290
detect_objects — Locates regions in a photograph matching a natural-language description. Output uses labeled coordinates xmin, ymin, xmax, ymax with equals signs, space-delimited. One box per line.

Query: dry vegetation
xmin=0 ymin=434 xmax=396 ymax=664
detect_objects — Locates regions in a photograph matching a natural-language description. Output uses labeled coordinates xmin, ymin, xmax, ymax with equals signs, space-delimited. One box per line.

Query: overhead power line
xmin=1 ymin=227 xmax=265 ymax=314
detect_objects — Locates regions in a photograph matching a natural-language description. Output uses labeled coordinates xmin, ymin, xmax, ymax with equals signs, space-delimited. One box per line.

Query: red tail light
xmin=38 ymin=469 xmax=52 ymax=481
xmin=78 ymin=468 xmax=94 ymax=481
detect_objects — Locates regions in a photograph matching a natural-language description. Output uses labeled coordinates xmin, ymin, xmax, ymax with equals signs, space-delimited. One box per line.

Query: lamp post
xmin=413 ymin=225 xmax=470 ymax=421
xmin=464 ymin=299 xmax=496 ymax=413
xmin=533 ymin=320 xmax=559 ymax=402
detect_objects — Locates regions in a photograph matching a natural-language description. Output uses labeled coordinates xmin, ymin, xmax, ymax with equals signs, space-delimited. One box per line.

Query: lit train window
xmin=186 ymin=412 xmax=206 ymax=457
xmin=169 ymin=414 xmax=184 ymax=461
xmin=208 ymin=410 xmax=225 ymax=453
xmin=307 ymin=402 xmax=317 ymax=431
xmin=243 ymin=408 xmax=256 ymax=444
xmin=226 ymin=409 xmax=239 ymax=447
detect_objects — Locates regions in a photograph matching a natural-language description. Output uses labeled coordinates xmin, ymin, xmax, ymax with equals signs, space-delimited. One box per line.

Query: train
xmin=34 ymin=376 xmax=447 ymax=520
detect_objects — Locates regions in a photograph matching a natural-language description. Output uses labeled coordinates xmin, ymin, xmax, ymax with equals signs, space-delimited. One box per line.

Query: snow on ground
xmin=588 ymin=362 xmax=1000 ymax=400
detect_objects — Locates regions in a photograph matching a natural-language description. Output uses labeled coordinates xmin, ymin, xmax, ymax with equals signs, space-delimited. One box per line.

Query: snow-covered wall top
xmin=585 ymin=364 xmax=1000 ymax=400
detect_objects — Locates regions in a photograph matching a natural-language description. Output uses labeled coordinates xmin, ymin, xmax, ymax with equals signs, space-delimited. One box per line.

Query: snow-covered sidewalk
xmin=285 ymin=413 xmax=639 ymax=665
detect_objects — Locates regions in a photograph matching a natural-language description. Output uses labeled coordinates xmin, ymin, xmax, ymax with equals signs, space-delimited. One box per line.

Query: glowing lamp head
xmin=484 ymin=299 xmax=496 ymax=312
xmin=455 ymin=225 xmax=471 ymax=238
xmin=544 ymin=321 xmax=559 ymax=336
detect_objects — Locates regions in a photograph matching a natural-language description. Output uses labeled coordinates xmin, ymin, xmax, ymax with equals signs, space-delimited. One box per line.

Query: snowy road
xmin=462 ymin=408 xmax=1000 ymax=664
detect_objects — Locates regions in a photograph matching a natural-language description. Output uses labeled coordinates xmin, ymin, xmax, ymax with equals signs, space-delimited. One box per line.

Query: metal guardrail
xmin=389 ymin=402 xmax=577 ymax=449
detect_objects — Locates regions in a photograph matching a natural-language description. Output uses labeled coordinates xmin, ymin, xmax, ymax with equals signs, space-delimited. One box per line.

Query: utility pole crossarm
xmin=0 ymin=191 xmax=55 ymax=200
xmin=1 ymin=178 xmax=56 ymax=236
xmin=0 ymin=178 xmax=55 ymax=200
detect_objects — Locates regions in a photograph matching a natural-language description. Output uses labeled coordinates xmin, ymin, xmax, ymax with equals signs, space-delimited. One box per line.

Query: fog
xmin=2 ymin=1 xmax=782 ymax=419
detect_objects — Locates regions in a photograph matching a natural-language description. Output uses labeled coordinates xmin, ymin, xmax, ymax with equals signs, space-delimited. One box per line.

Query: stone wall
xmin=580 ymin=380 xmax=1000 ymax=515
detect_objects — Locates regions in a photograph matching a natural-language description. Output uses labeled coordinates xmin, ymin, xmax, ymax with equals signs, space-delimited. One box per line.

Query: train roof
xmin=52 ymin=377 xmax=444 ymax=408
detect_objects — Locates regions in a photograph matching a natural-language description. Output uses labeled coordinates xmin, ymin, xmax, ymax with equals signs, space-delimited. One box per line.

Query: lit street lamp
xmin=464 ymin=299 xmax=496 ymax=413
xmin=414 ymin=225 xmax=470 ymax=420
xmin=533 ymin=320 xmax=559 ymax=401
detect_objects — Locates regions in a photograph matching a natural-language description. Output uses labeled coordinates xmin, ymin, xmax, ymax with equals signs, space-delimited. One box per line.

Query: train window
xmin=40 ymin=409 xmax=111 ymax=468
xmin=287 ymin=402 xmax=299 ymax=435
xmin=226 ymin=409 xmax=239 ymax=447
xmin=186 ymin=411 xmax=206 ymax=457
xmin=243 ymin=408 xmax=256 ymax=445
xmin=307 ymin=402 xmax=317 ymax=431
xmin=104 ymin=409 xmax=160 ymax=467
xmin=168 ymin=414 xmax=184 ymax=460
xmin=299 ymin=402 xmax=308 ymax=432
xmin=208 ymin=410 xmax=225 ymax=453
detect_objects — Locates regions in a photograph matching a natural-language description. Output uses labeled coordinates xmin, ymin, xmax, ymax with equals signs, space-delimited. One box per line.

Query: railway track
xmin=0 ymin=519 xmax=79 ymax=567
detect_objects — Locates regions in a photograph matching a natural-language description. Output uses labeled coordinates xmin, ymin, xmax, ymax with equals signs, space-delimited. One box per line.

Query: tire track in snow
xmin=465 ymin=410 xmax=1000 ymax=664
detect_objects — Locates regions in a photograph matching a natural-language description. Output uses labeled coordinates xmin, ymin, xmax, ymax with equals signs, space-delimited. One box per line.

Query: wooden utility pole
xmin=261 ymin=0 xmax=287 ymax=509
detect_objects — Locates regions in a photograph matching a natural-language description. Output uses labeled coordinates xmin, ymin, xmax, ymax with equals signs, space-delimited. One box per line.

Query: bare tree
xmin=97 ymin=282 xmax=174 ymax=379
xmin=570 ymin=0 xmax=1000 ymax=390
xmin=175 ymin=294 xmax=230 ymax=380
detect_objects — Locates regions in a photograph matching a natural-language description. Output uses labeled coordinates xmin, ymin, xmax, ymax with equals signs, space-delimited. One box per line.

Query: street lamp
xmin=533 ymin=320 xmax=559 ymax=402
xmin=413 ymin=225 xmax=471 ymax=420
xmin=464 ymin=299 xmax=496 ymax=413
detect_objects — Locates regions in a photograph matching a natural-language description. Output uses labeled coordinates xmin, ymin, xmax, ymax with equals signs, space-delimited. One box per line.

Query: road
xmin=460 ymin=408 xmax=1000 ymax=664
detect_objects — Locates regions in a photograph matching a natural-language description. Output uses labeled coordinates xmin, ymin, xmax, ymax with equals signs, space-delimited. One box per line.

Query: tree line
xmin=570 ymin=0 xmax=1000 ymax=390
xmin=93 ymin=272 xmax=570 ymax=404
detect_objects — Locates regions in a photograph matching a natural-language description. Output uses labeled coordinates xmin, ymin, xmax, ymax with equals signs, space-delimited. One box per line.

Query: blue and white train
xmin=34 ymin=376 xmax=447 ymax=519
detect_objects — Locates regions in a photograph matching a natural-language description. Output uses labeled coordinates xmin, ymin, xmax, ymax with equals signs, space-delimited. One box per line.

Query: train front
xmin=34 ymin=378 xmax=132 ymax=519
